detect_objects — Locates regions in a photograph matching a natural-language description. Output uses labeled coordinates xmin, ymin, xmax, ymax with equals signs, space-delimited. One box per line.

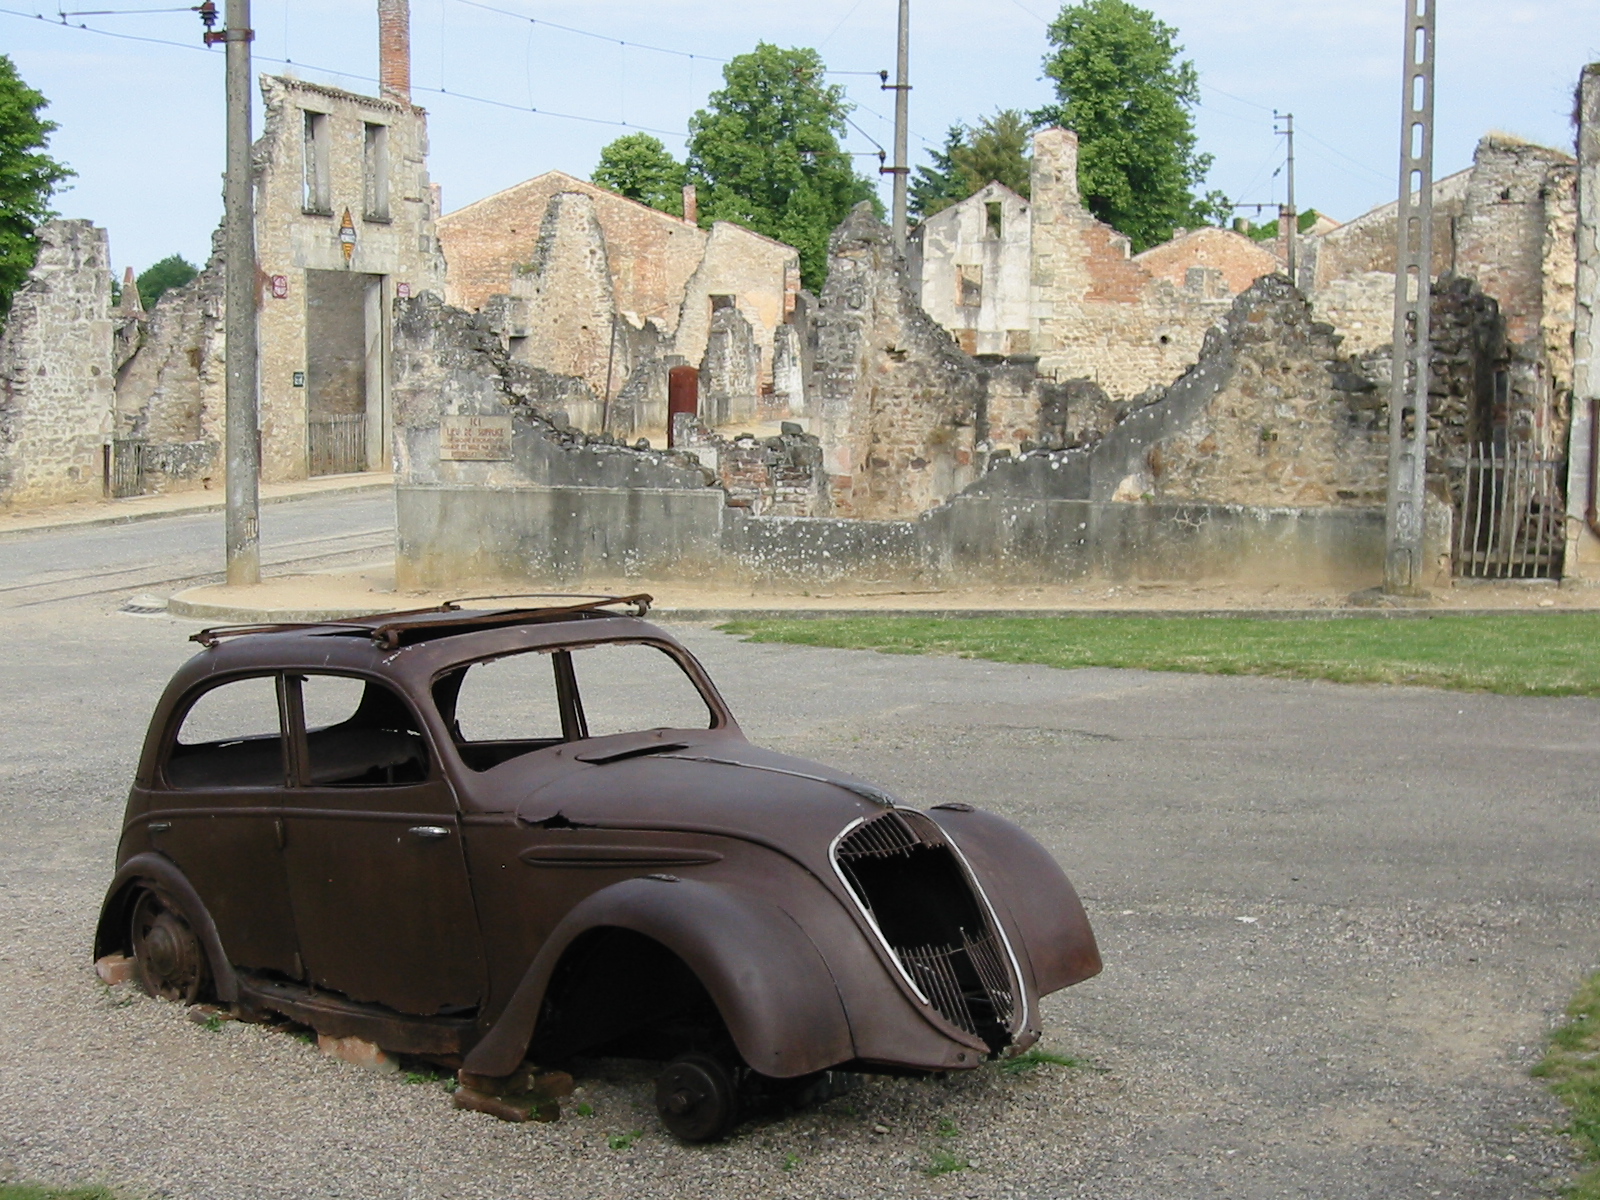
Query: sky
xmin=3 ymin=0 xmax=1597 ymax=277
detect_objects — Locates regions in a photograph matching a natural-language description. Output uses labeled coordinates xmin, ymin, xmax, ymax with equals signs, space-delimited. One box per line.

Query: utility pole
xmin=1274 ymin=111 xmax=1297 ymax=286
xmin=201 ymin=0 xmax=261 ymax=585
xmin=881 ymin=0 xmax=911 ymax=251
xmin=1383 ymin=0 xmax=1436 ymax=594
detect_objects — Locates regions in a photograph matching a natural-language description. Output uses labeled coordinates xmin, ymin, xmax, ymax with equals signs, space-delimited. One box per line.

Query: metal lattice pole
xmin=1383 ymin=0 xmax=1436 ymax=594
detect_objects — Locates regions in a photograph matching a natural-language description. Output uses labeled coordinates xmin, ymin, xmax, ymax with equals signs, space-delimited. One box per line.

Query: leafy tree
xmin=910 ymin=109 xmax=1035 ymax=219
xmin=1033 ymin=0 xmax=1227 ymax=251
xmin=136 ymin=254 xmax=198 ymax=308
xmin=0 ymin=55 xmax=74 ymax=322
xmin=686 ymin=43 xmax=877 ymax=292
xmin=592 ymin=133 xmax=687 ymax=216
xmin=1245 ymin=208 xmax=1321 ymax=243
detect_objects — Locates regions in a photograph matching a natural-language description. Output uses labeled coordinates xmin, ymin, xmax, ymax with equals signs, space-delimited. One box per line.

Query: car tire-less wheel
xmin=130 ymin=889 xmax=209 ymax=1004
xmin=655 ymin=1053 xmax=739 ymax=1142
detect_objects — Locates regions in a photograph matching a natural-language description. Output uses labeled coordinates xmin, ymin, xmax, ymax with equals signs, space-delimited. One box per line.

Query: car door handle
xmin=408 ymin=825 xmax=452 ymax=840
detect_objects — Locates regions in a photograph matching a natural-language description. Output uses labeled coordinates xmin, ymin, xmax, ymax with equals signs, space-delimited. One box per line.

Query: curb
xmin=161 ymin=598 xmax=1564 ymax=625
xmin=0 ymin=477 xmax=392 ymax=540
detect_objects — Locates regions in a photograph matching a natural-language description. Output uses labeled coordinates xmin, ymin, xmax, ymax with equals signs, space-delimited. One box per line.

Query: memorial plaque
xmin=440 ymin=414 xmax=514 ymax=461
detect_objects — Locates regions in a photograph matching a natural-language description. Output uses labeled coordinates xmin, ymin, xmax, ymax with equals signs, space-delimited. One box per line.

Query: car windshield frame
xmin=430 ymin=636 xmax=729 ymax=772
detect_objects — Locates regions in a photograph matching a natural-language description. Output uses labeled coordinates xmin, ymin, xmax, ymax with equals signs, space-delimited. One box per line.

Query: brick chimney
xmin=378 ymin=0 xmax=410 ymax=103
xmin=682 ymin=184 xmax=698 ymax=225
xmin=1030 ymin=127 xmax=1080 ymax=210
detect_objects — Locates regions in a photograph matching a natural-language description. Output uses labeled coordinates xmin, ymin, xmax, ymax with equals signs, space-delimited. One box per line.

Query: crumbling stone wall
xmin=813 ymin=203 xmax=984 ymax=519
xmin=509 ymin=191 xmax=618 ymax=400
xmin=1131 ymin=226 xmax=1281 ymax=297
xmin=909 ymin=182 xmax=1034 ymax=357
xmin=1564 ymin=63 xmax=1600 ymax=575
xmin=1028 ymin=129 xmax=1230 ymax=403
xmin=114 ymin=248 xmax=224 ymax=448
xmin=699 ymin=299 xmax=760 ymax=428
xmin=0 ymin=220 xmax=113 ymax=508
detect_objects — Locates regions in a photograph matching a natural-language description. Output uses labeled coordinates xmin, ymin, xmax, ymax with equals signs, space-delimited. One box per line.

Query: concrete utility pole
xmin=1275 ymin=111 xmax=1297 ymax=285
xmin=1382 ymin=0 xmax=1437 ymax=595
xmin=202 ymin=0 xmax=261 ymax=585
xmin=883 ymin=0 xmax=911 ymax=251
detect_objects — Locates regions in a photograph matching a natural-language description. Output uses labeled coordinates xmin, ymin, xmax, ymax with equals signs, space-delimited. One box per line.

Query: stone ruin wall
xmin=0 ymin=220 xmax=114 ymax=508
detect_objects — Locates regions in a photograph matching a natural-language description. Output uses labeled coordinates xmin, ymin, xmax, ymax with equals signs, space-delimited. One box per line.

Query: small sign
xmin=440 ymin=414 xmax=513 ymax=461
xmin=270 ymin=274 xmax=289 ymax=299
xmin=292 ymin=371 xmax=305 ymax=388
xmin=395 ymin=281 xmax=411 ymax=298
xmin=339 ymin=208 xmax=357 ymax=263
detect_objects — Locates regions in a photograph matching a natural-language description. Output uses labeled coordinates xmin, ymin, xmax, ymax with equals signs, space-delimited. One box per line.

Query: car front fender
xmin=94 ymin=851 xmax=241 ymax=1003
xmin=463 ymin=876 xmax=854 ymax=1079
xmin=929 ymin=806 xmax=1102 ymax=996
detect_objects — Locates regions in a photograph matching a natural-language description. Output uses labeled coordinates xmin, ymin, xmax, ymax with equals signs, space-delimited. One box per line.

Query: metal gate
xmin=307 ymin=413 xmax=368 ymax=476
xmin=1454 ymin=443 xmax=1565 ymax=579
xmin=105 ymin=439 xmax=148 ymax=498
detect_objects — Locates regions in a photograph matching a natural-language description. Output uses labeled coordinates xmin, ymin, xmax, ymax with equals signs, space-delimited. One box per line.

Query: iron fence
xmin=1453 ymin=443 xmax=1565 ymax=579
xmin=308 ymin=413 xmax=368 ymax=477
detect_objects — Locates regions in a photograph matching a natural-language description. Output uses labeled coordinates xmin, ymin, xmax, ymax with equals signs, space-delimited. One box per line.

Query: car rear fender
xmin=928 ymin=807 xmax=1102 ymax=995
xmin=94 ymin=851 xmax=241 ymax=1003
xmin=463 ymin=876 xmax=854 ymax=1079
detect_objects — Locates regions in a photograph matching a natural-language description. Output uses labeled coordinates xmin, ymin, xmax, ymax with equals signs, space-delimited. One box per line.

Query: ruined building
xmin=437 ymin=173 xmax=802 ymax=436
xmin=0 ymin=0 xmax=443 ymax=507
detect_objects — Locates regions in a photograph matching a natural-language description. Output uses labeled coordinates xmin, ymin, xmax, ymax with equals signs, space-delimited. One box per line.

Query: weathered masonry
xmin=437 ymin=173 xmax=801 ymax=437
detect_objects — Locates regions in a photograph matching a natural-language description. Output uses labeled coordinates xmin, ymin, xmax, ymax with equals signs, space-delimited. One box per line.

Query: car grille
xmin=833 ymin=810 xmax=1017 ymax=1046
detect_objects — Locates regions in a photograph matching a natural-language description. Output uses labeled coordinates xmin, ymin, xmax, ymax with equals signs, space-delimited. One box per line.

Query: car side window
xmin=569 ymin=642 xmax=714 ymax=738
xmin=296 ymin=674 xmax=429 ymax=788
xmin=435 ymin=652 xmax=564 ymax=772
xmin=166 ymin=675 xmax=286 ymax=790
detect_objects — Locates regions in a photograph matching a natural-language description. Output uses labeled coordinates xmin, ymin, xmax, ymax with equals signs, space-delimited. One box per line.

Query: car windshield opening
xmin=435 ymin=641 xmax=715 ymax=771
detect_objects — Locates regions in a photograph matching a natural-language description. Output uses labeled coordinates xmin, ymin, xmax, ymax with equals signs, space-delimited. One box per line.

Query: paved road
xmin=0 ymin=490 xmax=393 ymax=608
xmin=0 ymin=574 xmax=1594 ymax=1198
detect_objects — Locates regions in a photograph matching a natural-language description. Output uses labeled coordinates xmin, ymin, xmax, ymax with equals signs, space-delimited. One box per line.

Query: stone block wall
xmin=0 ymin=220 xmax=114 ymax=507
xmin=1564 ymin=63 xmax=1600 ymax=576
xmin=1131 ymin=227 xmax=1281 ymax=297
xmin=813 ymin=203 xmax=984 ymax=519
xmin=909 ymin=182 xmax=1034 ymax=357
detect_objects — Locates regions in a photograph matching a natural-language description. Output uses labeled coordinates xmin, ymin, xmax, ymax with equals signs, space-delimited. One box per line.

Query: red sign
xmin=270 ymin=275 xmax=289 ymax=299
xmin=396 ymin=282 xmax=411 ymax=298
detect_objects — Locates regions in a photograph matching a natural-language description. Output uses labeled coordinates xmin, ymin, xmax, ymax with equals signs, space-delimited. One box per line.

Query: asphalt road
xmin=0 ymin=545 xmax=1595 ymax=1198
xmin=0 ymin=490 xmax=393 ymax=608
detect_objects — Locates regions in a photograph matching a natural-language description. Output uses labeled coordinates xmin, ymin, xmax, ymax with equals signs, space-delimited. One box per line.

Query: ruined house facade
xmin=437 ymin=173 xmax=801 ymax=435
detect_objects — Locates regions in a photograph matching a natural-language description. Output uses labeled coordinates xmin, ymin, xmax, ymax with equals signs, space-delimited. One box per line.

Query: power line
xmin=0 ymin=5 xmax=689 ymax=137
xmin=451 ymin=0 xmax=726 ymax=64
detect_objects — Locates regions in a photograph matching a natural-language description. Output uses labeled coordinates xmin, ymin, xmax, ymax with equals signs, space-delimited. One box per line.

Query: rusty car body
xmin=96 ymin=596 xmax=1101 ymax=1139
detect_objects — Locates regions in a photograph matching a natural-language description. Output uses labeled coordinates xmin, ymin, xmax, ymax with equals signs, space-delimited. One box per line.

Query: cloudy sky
xmin=3 ymin=0 xmax=1596 ymax=276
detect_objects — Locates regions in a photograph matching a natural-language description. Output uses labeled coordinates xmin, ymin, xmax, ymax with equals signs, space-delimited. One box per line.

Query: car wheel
xmin=130 ymin=889 xmax=210 ymax=1004
xmin=655 ymin=1053 xmax=739 ymax=1142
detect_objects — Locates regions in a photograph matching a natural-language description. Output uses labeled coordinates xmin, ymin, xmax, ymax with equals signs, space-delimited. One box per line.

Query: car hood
xmin=512 ymin=734 xmax=897 ymax=855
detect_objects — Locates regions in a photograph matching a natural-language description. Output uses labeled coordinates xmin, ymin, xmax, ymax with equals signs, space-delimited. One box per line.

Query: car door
xmin=153 ymin=673 xmax=302 ymax=978
xmin=278 ymin=672 xmax=486 ymax=1016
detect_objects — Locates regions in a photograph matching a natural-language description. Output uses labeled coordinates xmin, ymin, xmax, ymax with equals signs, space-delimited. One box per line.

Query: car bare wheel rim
xmin=130 ymin=891 xmax=205 ymax=1003
xmin=655 ymin=1054 xmax=738 ymax=1142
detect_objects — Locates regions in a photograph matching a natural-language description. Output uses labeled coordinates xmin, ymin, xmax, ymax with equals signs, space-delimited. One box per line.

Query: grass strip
xmin=718 ymin=614 xmax=1600 ymax=697
xmin=1534 ymin=972 xmax=1600 ymax=1199
xmin=0 ymin=1188 xmax=123 ymax=1200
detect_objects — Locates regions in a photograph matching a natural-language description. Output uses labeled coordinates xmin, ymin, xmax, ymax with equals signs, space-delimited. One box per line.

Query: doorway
xmin=305 ymin=270 xmax=384 ymax=475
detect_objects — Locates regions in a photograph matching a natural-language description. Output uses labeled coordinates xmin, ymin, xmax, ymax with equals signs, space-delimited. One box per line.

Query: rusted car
xmin=96 ymin=596 xmax=1100 ymax=1140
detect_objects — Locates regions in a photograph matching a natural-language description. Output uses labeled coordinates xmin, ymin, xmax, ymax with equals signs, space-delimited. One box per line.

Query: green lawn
xmin=0 ymin=1188 xmax=122 ymax=1200
xmin=717 ymin=613 xmax=1600 ymax=696
xmin=1534 ymin=972 xmax=1600 ymax=1199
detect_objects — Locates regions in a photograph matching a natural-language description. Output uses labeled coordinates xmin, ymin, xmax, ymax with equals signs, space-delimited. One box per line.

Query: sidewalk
xmin=0 ymin=472 xmax=393 ymax=538
xmin=163 ymin=564 xmax=1600 ymax=625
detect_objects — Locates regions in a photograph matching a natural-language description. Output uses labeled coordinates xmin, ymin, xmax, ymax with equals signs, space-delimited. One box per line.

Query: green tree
xmin=686 ymin=43 xmax=877 ymax=291
xmin=0 ymin=55 xmax=74 ymax=322
xmin=1033 ymin=0 xmax=1226 ymax=251
xmin=136 ymin=254 xmax=198 ymax=308
xmin=592 ymin=133 xmax=687 ymax=216
xmin=910 ymin=109 xmax=1034 ymax=219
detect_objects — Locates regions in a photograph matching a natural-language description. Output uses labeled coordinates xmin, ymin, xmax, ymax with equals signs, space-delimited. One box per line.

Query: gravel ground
xmin=0 ymin=600 xmax=1596 ymax=1199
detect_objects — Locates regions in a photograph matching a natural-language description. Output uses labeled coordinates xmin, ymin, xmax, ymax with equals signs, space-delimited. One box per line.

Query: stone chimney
xmin=1030 ymin=127 xmax=1081 ymax=210
xmin=119 ymin=265 xmax=144 ymax=318
xmin=682 ymin=184 xmax=698 ymax=225
xmin=378 ymin=0 xmax=410 ymax=103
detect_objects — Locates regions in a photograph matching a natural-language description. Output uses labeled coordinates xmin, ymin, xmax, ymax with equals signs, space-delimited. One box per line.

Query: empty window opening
xmin=296 ymin=674 xmax=427 ymax=787
xmin=166 ymin=675 xmax=286 ymax=789
xmin=956 ymin=264 xmax=983 ymax=309
xmin=302 ymin=110 xmax=332 ymax=215
xmin=363 ymin=123 xmax=390 ymax=221
xmin=435 ymin=641 xmax=716 ymax=772
xmin=985 ymin=201 xmax=1003 ymax=239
